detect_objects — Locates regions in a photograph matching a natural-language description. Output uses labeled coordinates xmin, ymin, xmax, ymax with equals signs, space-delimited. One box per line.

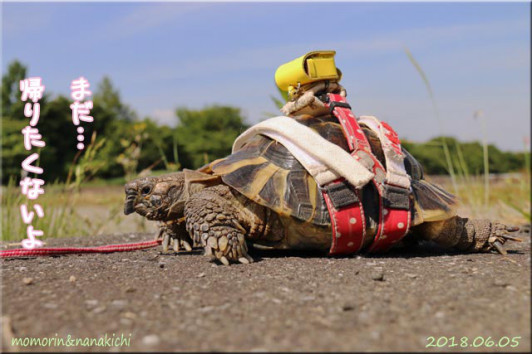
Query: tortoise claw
xmin=485 ymin=222 xmax=522 ymax=255
xmin=162 ymin=234 xmax=170 ymax=253
xmin=501 ymin=234 xmax=523 ymax=242
xmin=182 ymin=240 xmax=193 ymax=252
xmin=154 ymin=227 xmax=164 ymax=241
xmin=493 ymin=241 xmax=507 ymax=255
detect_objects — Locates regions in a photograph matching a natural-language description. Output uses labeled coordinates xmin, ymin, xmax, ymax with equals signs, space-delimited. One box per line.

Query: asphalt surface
xmin=1 ymin=226 xmax=530 ymax=352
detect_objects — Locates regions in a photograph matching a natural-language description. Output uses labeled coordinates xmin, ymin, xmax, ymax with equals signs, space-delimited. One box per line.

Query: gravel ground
xmin=1 ymin=226 xmax=530 ymax=352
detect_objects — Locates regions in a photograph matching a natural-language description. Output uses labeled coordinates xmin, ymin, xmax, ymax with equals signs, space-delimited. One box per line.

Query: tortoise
xmin=123 ymin=113 xmax=520 ymax=265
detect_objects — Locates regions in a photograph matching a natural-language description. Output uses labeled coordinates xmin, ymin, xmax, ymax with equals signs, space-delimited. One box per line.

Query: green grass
xmin=1 ymin=132 xmax=174 ymax=243
xmin=404 ymin=47 xmax=530 ymax=225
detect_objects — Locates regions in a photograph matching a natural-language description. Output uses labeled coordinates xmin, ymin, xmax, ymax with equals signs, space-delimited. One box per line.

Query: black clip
xmin=328 ymin=101 xmax=351 ymax=113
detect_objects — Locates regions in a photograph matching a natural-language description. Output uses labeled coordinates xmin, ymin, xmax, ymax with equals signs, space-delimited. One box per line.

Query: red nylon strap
xmin=322 ymin=181 xmax=366 ymax=254
xmin=0 ymin=239 xmax=161 ymax=258
xmin=322 ymin=93 xmax=410 ymax=254
xmin=369 ymin=202 xmax=411 ymax=252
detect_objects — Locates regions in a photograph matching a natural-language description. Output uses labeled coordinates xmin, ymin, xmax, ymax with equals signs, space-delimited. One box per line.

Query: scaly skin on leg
xmin=412 ymin=216 xmax=521 ymax=254
xmin=184 ymin=185 xmax=263 ymax=264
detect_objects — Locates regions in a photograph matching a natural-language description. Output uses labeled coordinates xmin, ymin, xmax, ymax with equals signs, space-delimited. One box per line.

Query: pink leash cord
xmin=0 ymin=239 xmax=162 ymax=258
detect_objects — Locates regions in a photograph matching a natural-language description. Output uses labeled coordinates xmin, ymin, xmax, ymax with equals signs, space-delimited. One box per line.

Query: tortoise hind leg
xmin=411 ymin=216 xmax=521 ymax=254
xmin=184 ymin=185 xmax=254 ymax=265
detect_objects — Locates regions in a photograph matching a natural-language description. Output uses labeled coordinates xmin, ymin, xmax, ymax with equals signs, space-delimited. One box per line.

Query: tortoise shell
xmin=206 ymin=114 xmax=458 ymax=227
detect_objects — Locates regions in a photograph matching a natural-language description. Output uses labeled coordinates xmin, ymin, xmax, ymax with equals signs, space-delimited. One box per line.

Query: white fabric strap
xmin=358 ymin=116 xmax=411 ymax=189
xmin=233 ymin=116 xmax=375 ymax=189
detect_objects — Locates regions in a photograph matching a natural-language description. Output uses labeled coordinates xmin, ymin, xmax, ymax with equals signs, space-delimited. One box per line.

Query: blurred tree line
xmin=1 ymin=60 xmax=527 ymax=185
xmin=401 ymin=138 xmax=526 ymax=175
xmin=1 ymin=60 xmax=248 ymax=184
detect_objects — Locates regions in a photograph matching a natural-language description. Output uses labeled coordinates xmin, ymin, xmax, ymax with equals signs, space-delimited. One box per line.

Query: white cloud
xmin=95 ymin=3 xmax=211 ymax=41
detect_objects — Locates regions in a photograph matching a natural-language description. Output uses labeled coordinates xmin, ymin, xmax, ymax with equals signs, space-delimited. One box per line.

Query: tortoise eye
xmin=141 ymin=186 xmax=152 ymax=195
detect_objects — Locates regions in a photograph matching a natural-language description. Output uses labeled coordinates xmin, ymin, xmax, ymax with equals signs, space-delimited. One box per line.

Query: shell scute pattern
xmin=209 ymin=114 xmax=458 ymax=228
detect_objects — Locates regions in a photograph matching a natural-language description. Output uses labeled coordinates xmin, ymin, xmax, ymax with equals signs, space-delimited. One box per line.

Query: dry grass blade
xmin=403 ymin=46 xmax=458 ymax=196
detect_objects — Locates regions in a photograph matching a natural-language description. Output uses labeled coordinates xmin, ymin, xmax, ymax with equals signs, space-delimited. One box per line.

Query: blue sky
xmin=2 ymin=2 xmax=530 ymax=151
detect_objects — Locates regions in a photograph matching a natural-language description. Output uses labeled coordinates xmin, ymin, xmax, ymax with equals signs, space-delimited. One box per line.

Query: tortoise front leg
xmin=412 ymin=216 xmax=521 ymax=254
xmin=184 ymin=188 xmax=254 ymax=265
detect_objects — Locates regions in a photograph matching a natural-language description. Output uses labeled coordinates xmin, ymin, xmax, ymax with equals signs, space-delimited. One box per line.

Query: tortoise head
xmin=124 ymin=173 xmax=187 ymax=221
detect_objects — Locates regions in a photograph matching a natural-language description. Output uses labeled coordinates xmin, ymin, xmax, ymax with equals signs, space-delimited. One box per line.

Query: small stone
xmin=93 ymin=306 xmax=106 ymax=314
xmin=371 ymin=269 xmax=385 ymax=281
xmin=22 ymin=277 xmax=33 ymax=285
xmin=342 ymin=304 xmax=354 ymax=311
xmin=199 ymin=306 xmax=215 ymax=313
xmin=158 ymin=262 xmax=165 ymax=269
xmin=201 ymin=223 xmax=209 ymax=232
xmin=69 ymin=275 xmax=76 ymax=282
xmin=120 ymin=318 xmax=133 ymax=326
xmin=43 ymin=303 xmax=58 ymax=309
xmin=111 ymin=300 xmax=127 ymax=309
xmin=16 ymin=266 xmax=28 ymax=272
xmin=85 ymin=300 xmax=99 ymax=307
xmin=142 ymin=334 xmax=160 ymax=346
xmin=405 ymin=273 xmax=418 ymax=279
xmin=493 ymin=279 xmax=508 ymax=287
xmin=435 ymin=311 xmax=445 ymax=319
xmin=125 ymin=287 xmax=137 ymax=293
xmin=358 ymin=311 xmax=369 ymax=321
xmin=197 ymin=273 xmax=206 ymax=278
xmin=122 ymin=311 xmax=137 ymax=319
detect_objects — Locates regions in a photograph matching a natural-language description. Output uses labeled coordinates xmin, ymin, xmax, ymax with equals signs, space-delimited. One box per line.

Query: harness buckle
xmin=323 ymin=181 xmax=359 ymax=209
xmin=382 ymin=183 xmax=410 ymax=210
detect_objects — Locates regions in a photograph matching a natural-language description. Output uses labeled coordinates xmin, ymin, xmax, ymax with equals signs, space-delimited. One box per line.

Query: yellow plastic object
xmin=275 ymin=51 xmax=342 ymax=96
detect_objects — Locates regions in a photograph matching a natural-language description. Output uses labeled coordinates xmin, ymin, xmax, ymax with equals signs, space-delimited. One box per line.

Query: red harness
xmin=320 ymin=93 xmax=411 ymax=254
